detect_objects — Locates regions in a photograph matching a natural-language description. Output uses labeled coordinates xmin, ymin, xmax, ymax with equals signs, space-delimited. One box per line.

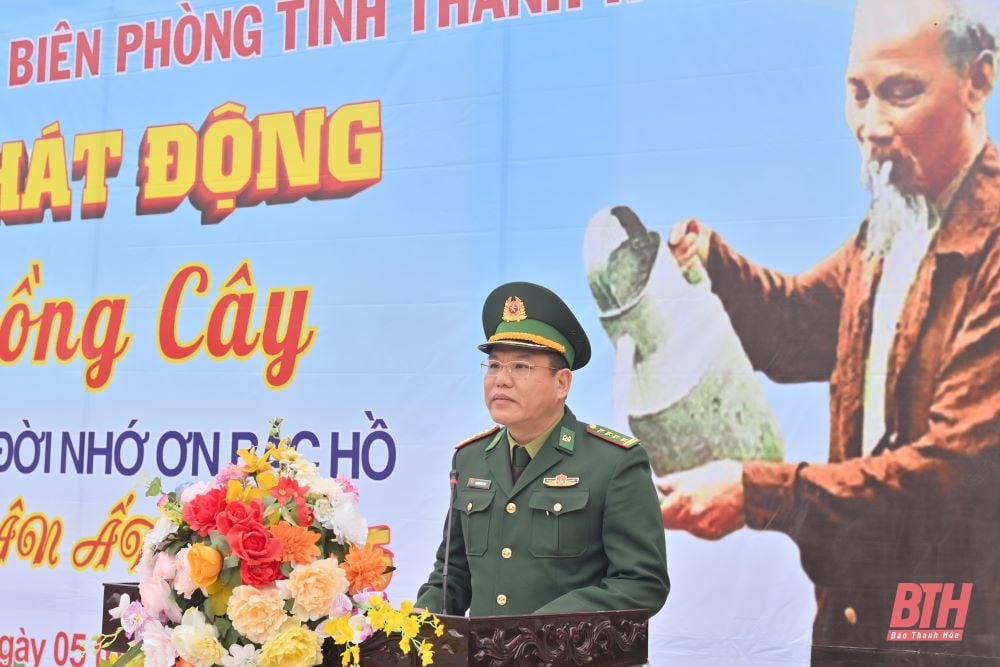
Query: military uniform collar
xmin=485 ymin=407 xmax=578 ymax=456
xmin=508 ymin=413 xmax=563 ymax=459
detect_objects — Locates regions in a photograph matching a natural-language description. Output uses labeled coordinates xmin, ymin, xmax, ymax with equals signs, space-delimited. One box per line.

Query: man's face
xmin=846 ymin=2 xmax=976 ymax=200
xmin=483 ymin=346 xmax=570 ymax=439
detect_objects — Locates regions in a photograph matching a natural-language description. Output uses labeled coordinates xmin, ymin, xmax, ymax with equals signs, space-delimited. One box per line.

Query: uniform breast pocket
xmin=528 ymin=490 xmax=590 ymax=558
xmin=455 ymin=490 xmax=494 ymax=556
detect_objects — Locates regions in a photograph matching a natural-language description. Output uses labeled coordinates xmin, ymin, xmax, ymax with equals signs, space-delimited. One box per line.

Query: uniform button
xmin=466 ymin=502 xmax=473 ymax=511
xmin=501 ymin=547 xmax=512 ymax=559
xmin=844 ymin=607 xmax=857 ymax=625
xmin=553 ymin=502 xmax=563 ymax=512
xmin=496 ymin=594 xmax=507 ymax=606
xmin=505 ymin=502 xmax=517 ymax=514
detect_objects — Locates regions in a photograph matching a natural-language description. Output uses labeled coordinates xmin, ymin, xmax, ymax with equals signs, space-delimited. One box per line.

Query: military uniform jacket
xmin=416 ymin=407 xmax=669 ymax=617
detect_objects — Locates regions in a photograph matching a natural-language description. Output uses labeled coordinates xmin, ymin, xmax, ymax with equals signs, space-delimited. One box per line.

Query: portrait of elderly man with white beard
xmin=659 ymin=0 xmax=1000 ymax=662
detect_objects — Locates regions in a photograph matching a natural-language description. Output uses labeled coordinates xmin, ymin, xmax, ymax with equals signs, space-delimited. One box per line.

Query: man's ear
xmin=556 ymin=368 xmax=572 ymax=399
xmin=967 ymin=50 xmax=996 ymax=112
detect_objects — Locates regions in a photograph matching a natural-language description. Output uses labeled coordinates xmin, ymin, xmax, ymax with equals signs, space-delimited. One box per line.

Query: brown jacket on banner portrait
xmin=708 ymin=143 xmax=1000 ymax=659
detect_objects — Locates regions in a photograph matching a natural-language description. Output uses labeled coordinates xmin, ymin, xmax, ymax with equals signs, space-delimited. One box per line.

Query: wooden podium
xmin=102 ymin=583 xmax=649 ymax=666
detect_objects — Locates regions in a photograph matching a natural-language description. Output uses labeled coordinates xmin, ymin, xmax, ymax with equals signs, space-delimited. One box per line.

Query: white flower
xmin=171 ymin=608 xmax=225 ymax=667
xmin=289 ymin=458 xmax=320 ymax=486
xmin=347 ymin=612 xmax=373 ymax=643
xmin=108 ymin=593 xmax=132 ymax=620
xmin=144 ymin=516 xmax=179 ymax=549
xmin=220 ymin=643 xmax=261 ymax=667
xmin=180 ymin=481 xmax=217 ymax=504
xmin=310 ymin=477 xmax=349 ymax=505
xmin=138 ymin=620 xmax=178 ymax=667
xmin=275 ymin=448 xmax=302 ymax=466
xmin=137 ymin=545 xmax=155 ymax=579
xmin=312 ymin=497 xmax=335 ymax=528
xmin=332 ymin=501 xmax=368 ymax=545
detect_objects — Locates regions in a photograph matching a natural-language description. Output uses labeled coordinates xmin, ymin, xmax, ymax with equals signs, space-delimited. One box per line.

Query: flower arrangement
xmin=105 ymin=418 xmax=441 ymax=667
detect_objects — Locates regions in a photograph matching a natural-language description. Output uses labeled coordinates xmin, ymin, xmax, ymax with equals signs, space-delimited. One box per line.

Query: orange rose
xmin=188 ymin=543 xmax=223 ymax=588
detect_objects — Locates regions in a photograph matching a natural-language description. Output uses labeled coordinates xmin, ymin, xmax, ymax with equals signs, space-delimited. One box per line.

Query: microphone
xmin=440 ymin=469 xmax=458 ymax=615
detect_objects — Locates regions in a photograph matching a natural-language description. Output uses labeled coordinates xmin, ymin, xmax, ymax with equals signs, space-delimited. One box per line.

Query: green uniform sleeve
xmin=415 ymin=458 xmax=473 ymax=615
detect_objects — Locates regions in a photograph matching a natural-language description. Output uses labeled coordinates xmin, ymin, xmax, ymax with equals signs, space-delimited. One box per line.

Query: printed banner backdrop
xmin=2 ymin=0 xmax=998 ymax=665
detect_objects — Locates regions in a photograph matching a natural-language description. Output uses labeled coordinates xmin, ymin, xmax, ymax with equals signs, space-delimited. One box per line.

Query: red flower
xmin=216 ymin=499 xmax=264 ymax=536
xmin=228 ymin=523 xmax=283 ymax=564
xmin=271 ymin=477 xmax=306 ymax=505
xmin=181 ymin=487 xmax=227 ymax=537
xmin=295 ymin=503 xmax=314 ymax=526
xmin=241 ymin=559 xmax=285 ymax=586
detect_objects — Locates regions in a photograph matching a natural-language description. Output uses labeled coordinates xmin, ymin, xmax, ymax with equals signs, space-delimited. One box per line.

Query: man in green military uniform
xmin=416 ymin=281 xmax=669 ymax=617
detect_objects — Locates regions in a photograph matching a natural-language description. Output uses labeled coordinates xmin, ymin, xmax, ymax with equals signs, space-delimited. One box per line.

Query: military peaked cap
xmin=478 ymin=281 xmax=591 ymax=370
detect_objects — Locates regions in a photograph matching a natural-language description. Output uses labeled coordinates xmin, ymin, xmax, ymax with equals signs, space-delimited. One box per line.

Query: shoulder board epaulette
xmin=586 ymin=423 xmax=639 ymax=449
xmin=455 ymin=425 xmax=501 ymax=450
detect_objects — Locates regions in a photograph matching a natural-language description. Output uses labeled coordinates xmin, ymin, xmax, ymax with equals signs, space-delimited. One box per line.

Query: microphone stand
xmin=441 ymin=469 xmax=458 ymax=615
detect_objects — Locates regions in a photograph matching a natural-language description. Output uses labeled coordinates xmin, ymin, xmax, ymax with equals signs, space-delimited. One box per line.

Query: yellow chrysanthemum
xmin=324 ymin=615 xmax=353 ymax=645
xmin=418 ymin=639 xmax=434 ymax=667
xmin=400 ymin=615 xmax=420 ymax=642
xmin=340 ymin=644 xmax=361 ymax=667
xmin=367 ymin=606 xmax=389 ymax=632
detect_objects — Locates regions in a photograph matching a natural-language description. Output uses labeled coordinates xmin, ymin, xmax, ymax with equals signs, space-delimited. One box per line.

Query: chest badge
xmin=543 ymin=474 xmax=579 ymax=487
xmin=467 ymin=478 xmax=492 ymax=490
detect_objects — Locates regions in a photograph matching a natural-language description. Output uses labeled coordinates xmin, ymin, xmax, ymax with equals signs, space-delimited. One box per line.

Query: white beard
xmin=861 ymin=159 xmax=931 ymax=262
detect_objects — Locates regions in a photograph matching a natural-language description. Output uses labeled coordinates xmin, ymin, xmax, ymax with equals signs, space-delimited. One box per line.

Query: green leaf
xmin=220 ymin=565 xmax=242 ymax=588
xmin=146 ymin=478 xmax=163 ymax=497
xmin=224 ymin=625 xmax=243 ymax=647
xmin=110 ymin=642 xmax=143 ymax=667
xmin=209 ymin=531 xmax=230 ymax=553
xmin=164 ymin=539 xmax=187 ymax=556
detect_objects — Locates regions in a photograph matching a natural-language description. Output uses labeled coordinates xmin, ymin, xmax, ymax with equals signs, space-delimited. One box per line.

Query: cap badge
xmin=502 ymin=296 xmax=527 ymax=322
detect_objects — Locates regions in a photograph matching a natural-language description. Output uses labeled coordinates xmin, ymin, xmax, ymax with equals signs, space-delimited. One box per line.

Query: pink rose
xmin=150 ymin=551 xmax=177 ymax=582
xmin=173 ymin=546 xmax=199 ymax=599
xmin=139 ymin=578 xmax=182 ymax=624
xmin=215 ymin=463 xmax=247 ymax=484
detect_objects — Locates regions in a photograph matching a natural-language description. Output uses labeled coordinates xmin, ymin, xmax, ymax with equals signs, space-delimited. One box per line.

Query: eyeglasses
xmin=481 ymin=360 xmax=561 ymax=377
